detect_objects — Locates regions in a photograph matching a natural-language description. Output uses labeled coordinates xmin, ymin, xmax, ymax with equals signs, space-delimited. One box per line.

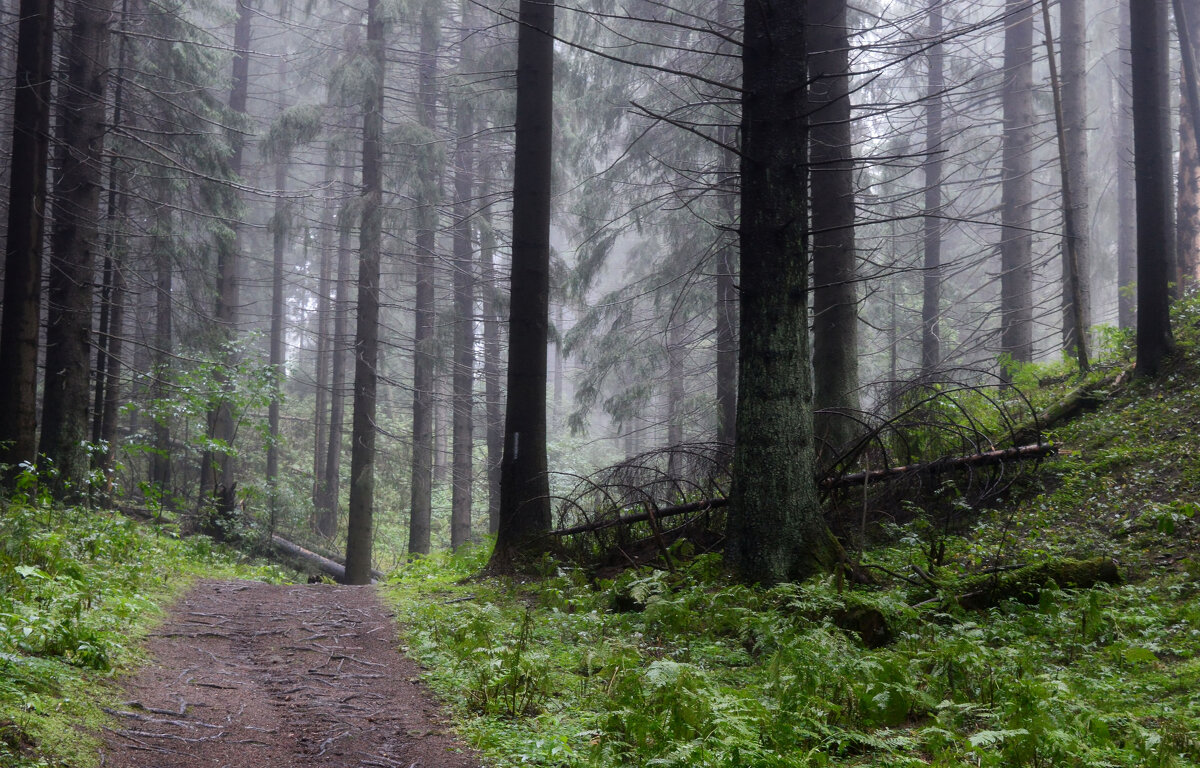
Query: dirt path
xmin=99 ymin=580 xmax=484 ymax=767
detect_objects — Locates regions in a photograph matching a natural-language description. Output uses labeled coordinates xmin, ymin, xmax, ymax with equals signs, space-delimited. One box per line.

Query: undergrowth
xmin=385 ymin=300 xmax=1200 ymax=767
xmin=0 ymin=481 xmax=289 ymax=767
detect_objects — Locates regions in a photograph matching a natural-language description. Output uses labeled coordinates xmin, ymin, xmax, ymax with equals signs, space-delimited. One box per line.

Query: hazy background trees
xmin=0 ymin=0 xmax=1192 ymax=574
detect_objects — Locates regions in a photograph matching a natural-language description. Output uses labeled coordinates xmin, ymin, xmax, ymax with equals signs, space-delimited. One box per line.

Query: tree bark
xmin=345 ymin=0 xmax=386 ymax=585
xmin=922 ymin=0 xmax=944 ymax=373
xmin=1000 ymin=0 xmax=1036 ymax=370
xmin=808 ymin=0 xmax=860 ymax=459
xmin=1131 ymin=0 xmax=1175 ymax=375
xmin=0 ymin=0 xmax=55 ymax=476
xmin=726 ymin=0 xmax=838 ymax=586
xmin=489 ymin=0 xmax=555 ymax=570
xmin=408 ymin=0 xmax=440 ymax=555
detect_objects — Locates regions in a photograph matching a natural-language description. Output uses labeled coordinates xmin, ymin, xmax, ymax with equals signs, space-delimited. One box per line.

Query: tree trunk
xmin=1060 ymin=0 xmax=1092 ymax=351
xmin=714 ymin=0 xmax=738 ymax=446
xmin=1116 ymin=0 xmax=1136 ymax=330
xmin=726 ymin=0 xmax=839 ymax=586
xmin=1000 ymin=0 xmax=1035 ymax=370
xmin=922 ymin=0 xmax=944 ymax=373
xmin=489 ymin=0 xmax=555 ymax=570
xmin=311 ymin=154 xmax=336 ymax=517
xmin=267 ymin=151 xmax=288 ymax=526
xmin=202 ymin=0 xmax=252 ymax=509
xmin=317 ymin=158 xmax=356 ymax=539
xmin=408 ymin=0 xmax=440 ymax=555
xmin=345 ymin=0 xmax=386 ymax=585
xmin=92 ymin=1 xmax=131 ymax=480
xmin=0 ymin=0 xmax=55 ymax=476
xmin=40 ymin=0 xmax=114 ymax=495
xmin=150 ymin=191 xmax=173 ymax=496
xmin=808 ymin=0 xmax=860 ymax=459
xmin=450 ymin=18 xmax=476 ymax=549
xmin=1041 ymin=0 xmax=1090 ymax=371
xmin=1177 ymin=0 xmax=1200 ymax=283
xmin=1131 ymin=0 xmax=1175 ymax=375
xmin=479 ymin=157 xmax=503 ymax=535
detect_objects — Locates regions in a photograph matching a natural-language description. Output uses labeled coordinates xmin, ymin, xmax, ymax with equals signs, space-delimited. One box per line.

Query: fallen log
xmin=550 ymin=443 xmax=1054 ymax=536
xmin=270 ymin=535 xmax=381 ymax=584
xmin=1010 ymin=368 xmax=1128 ymax=444
xmin=822 ymin=443 xmax=1057 ymax=490
xmin=953 ymin=556 xmax=1121 ymax=611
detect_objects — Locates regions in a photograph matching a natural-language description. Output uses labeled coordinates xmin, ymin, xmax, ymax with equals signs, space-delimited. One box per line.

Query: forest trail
xmin=99 ymin=580 xmax=484 ymax=768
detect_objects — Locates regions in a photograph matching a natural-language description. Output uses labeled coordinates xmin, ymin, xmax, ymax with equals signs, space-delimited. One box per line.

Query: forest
xmin=2 ymin=0 xmax=1200 ymax=764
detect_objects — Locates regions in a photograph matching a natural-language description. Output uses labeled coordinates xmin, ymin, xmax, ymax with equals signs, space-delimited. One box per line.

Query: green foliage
xmin=0 ymin=485 xmax=286 ymax=767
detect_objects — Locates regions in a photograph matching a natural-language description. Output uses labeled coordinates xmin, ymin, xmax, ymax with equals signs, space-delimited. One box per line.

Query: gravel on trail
xmin=99 ymin=579 xmax=485 ymax=768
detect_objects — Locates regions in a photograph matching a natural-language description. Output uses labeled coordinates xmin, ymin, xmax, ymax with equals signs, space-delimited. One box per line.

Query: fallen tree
xmin=1010 ymin=368 xmax=1129 ymax=445
xmin=551 ymin=443 xmax=1055 ymax=537
xmin=270 ymin=535 xmax=383 ymax=584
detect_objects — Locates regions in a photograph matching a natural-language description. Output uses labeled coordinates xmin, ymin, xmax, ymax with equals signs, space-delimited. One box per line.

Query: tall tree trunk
xmin=408 ymin=0 xmax=440 ymax=555
xmin=489 ymin=0 xmax=555 ymax=570
xmin=552 ymin=301 xmax=565 ymax=423
xmin=450 ymin=82 xmax=476 ymax=550
xmin=1000 ymin=0 xmax=1036 ymax=370
xmin=150 ymin=190 xmax=173 ymax=496
xmin=0 ymin=0 xmax=55 ymax=475
xmin=1131 ymin=0 xmax=1175 ymax=375
xmin=41 ymin=0 xmax=114 ymax=496
xmin=921 ymin=0 xmax=944 ymax=373
xmin=202 ymin=0 xmax=252 ymax=510
xmin=807 ymin=0 xmax=859 ymax=461
xmin=726 ymin=0 xmax=838 ymax=586
xmin=1176 ymin=0 xmax=1200 ymax=283
xmin=1060 ymin=0 xmax=1092 ymax=350
xmin=714 ymin=0 xmax=738 ymax=446
xmin=317 ymin=158 xmax=357 ymax=539
xmin=345 ymin=0 xmax=386 ymax=585
xmin=92 ymin=0 xmax=131 ymax=479
xmin=267 ymin=151 xmax=289 ymax=527
xmin=1116 ymin=0 xmax=1136 ymax=329
xmin=1042 ymin=0 xmax=1090 ymax=370
xmin=479 ymin=157 xmax=503 ymax=535
xmin=312 ymin=162 xmax=335 ymax=513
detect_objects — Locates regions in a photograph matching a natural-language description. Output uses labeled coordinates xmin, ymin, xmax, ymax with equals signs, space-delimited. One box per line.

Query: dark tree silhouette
xmin=490 ymin=0 xmax=556 ymax=569
xmin=1131 ymin=0 xmax=1175 ymax=375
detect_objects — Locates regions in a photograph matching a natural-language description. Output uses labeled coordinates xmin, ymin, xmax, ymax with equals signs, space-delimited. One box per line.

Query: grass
xmin=382 ymin=301 xmax=1200 ymax=767
xmin=0 ymin=487 xmax=290 ymax=767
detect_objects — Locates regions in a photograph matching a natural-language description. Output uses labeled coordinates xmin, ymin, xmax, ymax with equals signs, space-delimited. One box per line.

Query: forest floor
xmin=97 ymin=580 xmax=483 ymax=768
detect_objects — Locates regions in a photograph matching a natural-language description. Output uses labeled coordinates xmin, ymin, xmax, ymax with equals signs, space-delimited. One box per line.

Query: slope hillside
xmin=385 ymin=301 xmax=1200 ymax=768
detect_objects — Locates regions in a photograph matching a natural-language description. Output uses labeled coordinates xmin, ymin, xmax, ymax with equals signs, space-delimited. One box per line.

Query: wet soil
xmin=99 ymin=580 xmax=484 ymax=768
